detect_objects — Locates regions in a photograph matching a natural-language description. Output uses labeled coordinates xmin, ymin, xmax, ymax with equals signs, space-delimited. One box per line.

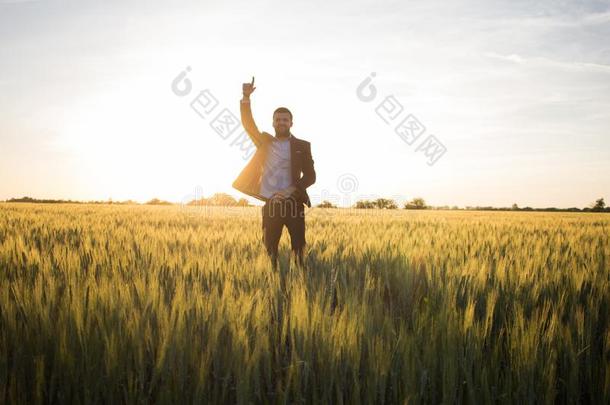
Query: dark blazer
xmin=232 ymin=100 xmax=316 ymax=207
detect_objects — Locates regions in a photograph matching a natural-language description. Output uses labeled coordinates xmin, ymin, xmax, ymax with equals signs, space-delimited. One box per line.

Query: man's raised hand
xmin=242 ymin=76 xmax=256 ymax=97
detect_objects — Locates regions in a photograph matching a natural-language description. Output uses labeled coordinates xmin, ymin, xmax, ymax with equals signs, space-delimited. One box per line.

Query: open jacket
xmin=232 ymin=99 xmax=316 ymax=207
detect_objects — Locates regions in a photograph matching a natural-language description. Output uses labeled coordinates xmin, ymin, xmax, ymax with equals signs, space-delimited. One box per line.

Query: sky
xmin=1 ymin=0 xmax=609 ymax=208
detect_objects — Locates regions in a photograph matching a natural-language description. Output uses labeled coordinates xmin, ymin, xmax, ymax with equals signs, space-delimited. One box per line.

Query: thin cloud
xmin=485 ymin=52 xmax=610 ymax=71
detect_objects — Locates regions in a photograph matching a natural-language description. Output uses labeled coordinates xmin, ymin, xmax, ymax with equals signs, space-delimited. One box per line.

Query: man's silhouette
xmin=232 ymin=77 xmax=316 ymax=269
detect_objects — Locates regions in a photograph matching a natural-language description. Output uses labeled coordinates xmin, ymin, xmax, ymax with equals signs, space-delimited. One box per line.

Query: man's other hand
xmin=270 ymin=185 xmax=296 ymax=200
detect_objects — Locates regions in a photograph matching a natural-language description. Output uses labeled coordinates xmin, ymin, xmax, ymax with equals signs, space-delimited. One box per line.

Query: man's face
xmin=273 ymin=112 xmax=293 ymax=137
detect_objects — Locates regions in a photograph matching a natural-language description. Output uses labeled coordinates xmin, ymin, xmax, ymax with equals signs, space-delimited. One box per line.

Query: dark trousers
xmin=262 ymin=196 xmax=306 ymax=268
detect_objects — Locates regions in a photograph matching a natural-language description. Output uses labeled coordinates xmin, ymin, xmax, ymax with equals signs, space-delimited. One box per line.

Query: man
xmin=232 ymin=77 xmax=316 ymax=269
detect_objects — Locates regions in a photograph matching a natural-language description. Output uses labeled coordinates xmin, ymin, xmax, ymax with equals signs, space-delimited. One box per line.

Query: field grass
xmin=1 ymin=203 xmax=608 ymax=404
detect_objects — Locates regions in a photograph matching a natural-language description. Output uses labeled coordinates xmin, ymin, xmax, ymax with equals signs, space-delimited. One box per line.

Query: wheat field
xmin=0 ymin=203 xmax=608 ymax=404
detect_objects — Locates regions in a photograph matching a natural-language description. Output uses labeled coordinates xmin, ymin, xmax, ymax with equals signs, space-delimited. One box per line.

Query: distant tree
xmin=317 ymin=200 xmax=338 ymax=208
xmin=404 ymin=197 xmax=427 ymax=210
xmin=7 ymin=196 xmax=83 ymax=204
xmin=236 ymin=198 xmax=250 ymax=207
xmin=208 ymin=193 xmax=238 ymax=206
xmin=355 ymin=199 xmax=376 ymax=209
xmin=187 ymin=198 xmax=208 ymax=206
xmin=511 ymin=203 xmax=519 ymax=210
xmin=592 ymin=198 xmax=606 ymax=212
xmin=374 ymin=198 xmax=398 ymax=209
xmin=8 ymin=196 xmax=35 ymax=203
xmin=146 ymin=198 xmax=172 ymax=205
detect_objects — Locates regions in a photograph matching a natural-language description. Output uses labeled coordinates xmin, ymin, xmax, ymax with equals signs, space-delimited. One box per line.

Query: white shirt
xmin=260 ymin=135 xmax=292 ymax=198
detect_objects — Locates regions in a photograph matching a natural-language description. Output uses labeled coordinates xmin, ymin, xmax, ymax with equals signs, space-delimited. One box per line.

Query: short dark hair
xmin=273 ymin=107 xmax=293 ymax=120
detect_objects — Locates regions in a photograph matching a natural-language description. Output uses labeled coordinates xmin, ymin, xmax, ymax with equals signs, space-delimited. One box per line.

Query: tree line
xmin=318 ymin=197 xmax=609 ymax=212
xmin=4 ymin=193 xmax=250 ymax=207
xmin=4 ymin=196 xmax=608 ymax=213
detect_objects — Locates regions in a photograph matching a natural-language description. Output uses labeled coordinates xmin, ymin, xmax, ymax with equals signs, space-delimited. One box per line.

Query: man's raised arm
xmin=240 ymin=77 xmax=264 ymax=148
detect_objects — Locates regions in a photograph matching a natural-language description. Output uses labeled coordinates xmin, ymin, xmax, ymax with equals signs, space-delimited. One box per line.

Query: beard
xmin=275 ymin=127 xmax=290 ymax=138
